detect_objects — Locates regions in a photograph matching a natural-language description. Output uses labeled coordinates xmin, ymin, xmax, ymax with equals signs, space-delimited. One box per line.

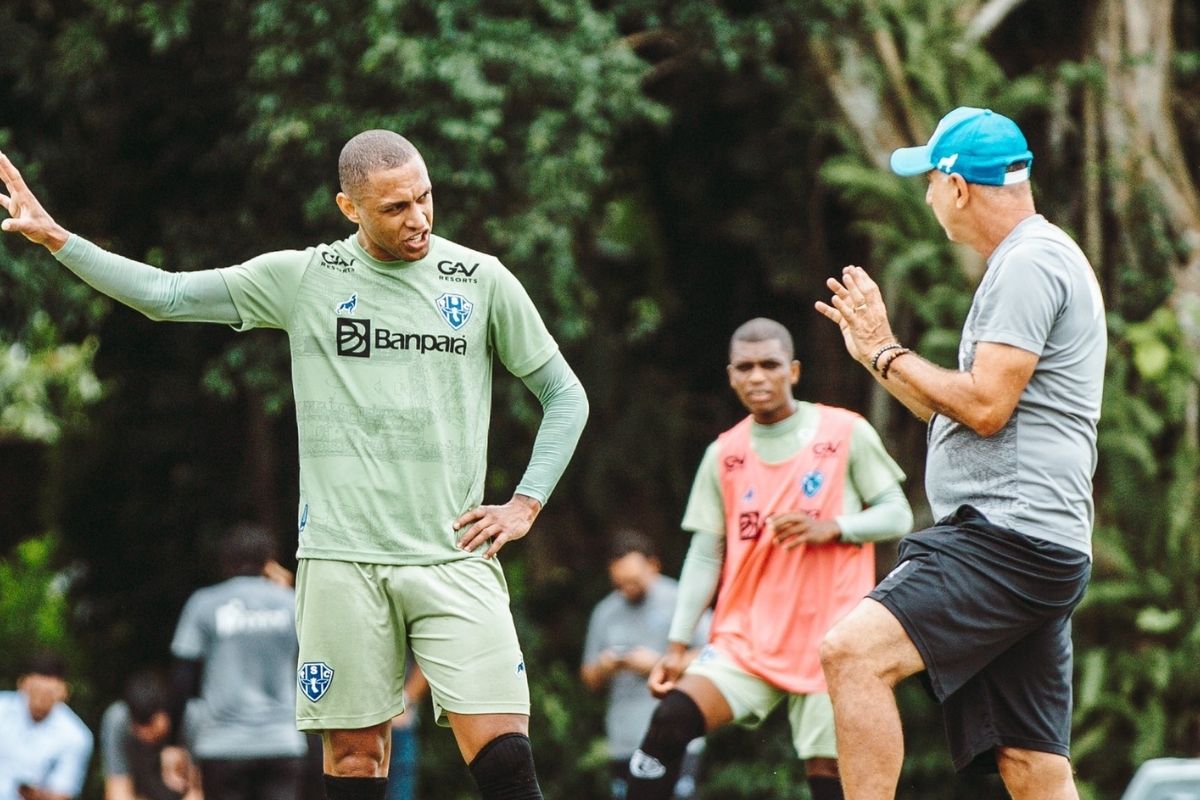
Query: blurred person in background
xmin=625 ymin=318 xmax=912 ymax=800
xmin=582 ymin=530 xmax=709 ymax=800
xmin=0 ymin=651 xmax=93 ymax=800
xmin=102 ymin=670 xmax=200 ymax=800
xmin=163 ymin=523 xmax=306 ymax=800
xmin=384 ymin=661 xmax=428 ymax=800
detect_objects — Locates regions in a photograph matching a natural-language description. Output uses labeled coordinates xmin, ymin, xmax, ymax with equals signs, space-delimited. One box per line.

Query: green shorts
xmin=685 ymin=644 xmax=837 ymax=759
xmin=294 ymin=557 xmax=530 ymax=731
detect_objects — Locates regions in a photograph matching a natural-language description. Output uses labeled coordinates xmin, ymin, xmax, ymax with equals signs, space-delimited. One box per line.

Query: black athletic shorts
xmin=868 ymin=504 xmax=1091 ymax=774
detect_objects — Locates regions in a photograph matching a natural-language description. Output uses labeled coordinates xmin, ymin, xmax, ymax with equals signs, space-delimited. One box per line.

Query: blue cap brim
xmin=890 ymin=145 xmax=934 ymax=177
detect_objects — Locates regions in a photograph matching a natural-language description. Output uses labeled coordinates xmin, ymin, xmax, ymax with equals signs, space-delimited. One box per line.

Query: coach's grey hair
xmin=338 ymin=130 xmax=422 ymax=197
xmin=730 ymin=317 xmax=795 ymax=361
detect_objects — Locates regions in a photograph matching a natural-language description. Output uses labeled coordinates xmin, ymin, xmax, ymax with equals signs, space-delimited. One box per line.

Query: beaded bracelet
xmin=869 ymin=343 xmax=904 ymax=372
xmin=879 ymin=348 xmax=911 ymax=380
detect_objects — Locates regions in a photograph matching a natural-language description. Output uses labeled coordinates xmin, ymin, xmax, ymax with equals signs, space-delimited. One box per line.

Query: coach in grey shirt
xmin=816 ymin=107 xmax=1104 ymax=800
xmin=166 ymin=523 xmax=307 ymax=800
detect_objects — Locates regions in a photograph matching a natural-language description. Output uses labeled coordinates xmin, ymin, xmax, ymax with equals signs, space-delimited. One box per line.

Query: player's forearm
xmin=837 ymin=484 xmax=914 ymax=544
xmin=53 ymin=235 xmax=241 ymax=324
xmin=514 ymin=353 xmax=589 ymax=504
xmin=104 ymin=776 xmax=136 ymax=800
xmin=668 ymin=529 xmax=724 ymax=644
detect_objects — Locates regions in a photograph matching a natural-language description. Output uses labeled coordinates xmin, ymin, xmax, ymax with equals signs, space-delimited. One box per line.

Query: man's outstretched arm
xmin=1 ymin=150 xmax=240 ymax=324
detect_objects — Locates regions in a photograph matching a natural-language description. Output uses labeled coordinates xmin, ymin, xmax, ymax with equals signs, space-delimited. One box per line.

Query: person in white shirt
xmin=0 ymin=652 xmax=94 ymax=800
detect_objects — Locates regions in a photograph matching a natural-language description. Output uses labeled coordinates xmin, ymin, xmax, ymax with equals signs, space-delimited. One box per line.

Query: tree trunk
xmin=1092 ymin=0 xmax=1200 ymax=441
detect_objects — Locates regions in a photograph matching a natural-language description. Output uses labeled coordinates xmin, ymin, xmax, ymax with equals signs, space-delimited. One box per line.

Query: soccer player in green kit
xmin=0 ymin=131 xmax=589 ymax=800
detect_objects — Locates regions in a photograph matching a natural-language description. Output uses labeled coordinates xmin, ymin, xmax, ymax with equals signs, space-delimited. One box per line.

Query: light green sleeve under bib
xmin=680 ymin=406 xmax=911 ymax=544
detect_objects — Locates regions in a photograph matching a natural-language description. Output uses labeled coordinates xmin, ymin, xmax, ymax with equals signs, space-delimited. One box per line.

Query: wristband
xmin=879 ymin=348 xmax=911 ymax=379
xmin=869 ymin=343 xmax=904 ymax=372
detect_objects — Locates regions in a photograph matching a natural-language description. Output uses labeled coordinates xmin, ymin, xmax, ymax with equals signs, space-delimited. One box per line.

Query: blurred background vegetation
xmin=2 ymin=0 xmax=1199 ymax=798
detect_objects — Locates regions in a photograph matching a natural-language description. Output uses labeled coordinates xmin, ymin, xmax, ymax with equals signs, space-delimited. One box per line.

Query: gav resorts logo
xmin=298 ymin=662 xmax=333 ymax=702
xmin=437 ymin=260 xmax=480 ymax=284
xmin=434 ymin=292 xmax=474 ymax=331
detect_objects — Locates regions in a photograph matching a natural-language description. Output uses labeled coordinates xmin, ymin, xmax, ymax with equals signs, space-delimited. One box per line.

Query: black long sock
xmin=808 ymin=775 xmax=844 ymax=800
xmin=322 ymin=776 xmax=387 ymax=800
xmin=468 ymin=732 xmax=544 ymax=800
xmin=626 ymin=690 xmax=706 ymax=800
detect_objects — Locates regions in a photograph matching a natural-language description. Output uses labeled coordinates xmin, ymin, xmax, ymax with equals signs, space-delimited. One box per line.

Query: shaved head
xmin=338 ymin=130 xmax=422 ymax=198
xmin=730 ymin=317 xmax=794 ymax=361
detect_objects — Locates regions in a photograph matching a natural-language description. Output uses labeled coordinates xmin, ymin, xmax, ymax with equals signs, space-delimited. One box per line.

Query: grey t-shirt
xmin=926 ymin=214 xmax=1106 ymax=555
xmin=582 ymin=576 xmax=709 ymax=758
xmin=170 ymin=576 xmax=307 ymax=759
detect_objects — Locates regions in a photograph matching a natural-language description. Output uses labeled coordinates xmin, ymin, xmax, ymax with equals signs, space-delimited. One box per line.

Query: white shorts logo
xmin=629 ymin=749 xmax=667 ymax=780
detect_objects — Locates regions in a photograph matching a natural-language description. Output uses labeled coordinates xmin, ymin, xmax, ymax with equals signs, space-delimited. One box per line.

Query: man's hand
xmin=17 ymin=784 xmax=68 ymax=800
xmin=814 ymin=265 xmax=898 ymax=367
xmin=647 ymin=643 xmax=689 ymax=699
xmin=0 ymin=151 xmax=69 ymax=252
xmin=262 ymin=559 xmax=295 ymax=587
xmin=768 ymin=512 xmax=841 ymax=549
xmin=454 ymin=494 xmax=541 ymax=559
xmin=620 ymin=646 xmax=662 ymax=676
xmin=160 ymin=746 xmax=193 ymax=794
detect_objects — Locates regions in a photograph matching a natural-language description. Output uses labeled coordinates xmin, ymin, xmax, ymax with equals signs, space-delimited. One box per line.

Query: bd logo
xmin=738 ymin=511 xmax=763 ymax=541
xmin=298 ymin=662 xmax=334 ymax=702
xmin=337 ymin=318 xmax=371 ymax=357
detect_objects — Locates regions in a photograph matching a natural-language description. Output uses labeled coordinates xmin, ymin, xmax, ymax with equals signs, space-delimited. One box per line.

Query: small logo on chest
xmin=434 ymin=292 xmax=474 ymax=331
xmin=334 ymin=293 xmax=359 ymax=316
xmin=801 ymin=470 xmax=824 ymax=498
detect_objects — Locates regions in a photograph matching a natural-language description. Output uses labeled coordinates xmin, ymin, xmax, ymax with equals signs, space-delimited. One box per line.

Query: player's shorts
xmin=294 ymin=556 xmax=530 ymax=731
xmin=685 ymin=644 xmax=836 ymax=759
xmin=868 ymin=504 xmax=1091 ymax=773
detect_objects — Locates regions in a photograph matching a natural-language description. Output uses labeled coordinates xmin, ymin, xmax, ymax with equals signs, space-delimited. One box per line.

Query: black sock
xmin=808 ymin=775 xmax=844 ymax=800
xmin=468 ymin=732 xmax=543 ymax=800
xmin=322 ymin=776 xmax=388 ymax=800
xmin=627 ymin=690 xmax=706 ymax=800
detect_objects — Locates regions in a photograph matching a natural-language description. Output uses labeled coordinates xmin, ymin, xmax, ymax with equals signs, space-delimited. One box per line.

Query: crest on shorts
xmin=801 ymin=469 xmax=824 ymax=498
xmin=298 ymin=662 xmax=334 ymax=702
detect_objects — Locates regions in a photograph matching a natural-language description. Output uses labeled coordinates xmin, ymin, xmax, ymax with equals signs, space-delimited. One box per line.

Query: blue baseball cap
xmin=890 ymin=107 xmax=1033 ymax=186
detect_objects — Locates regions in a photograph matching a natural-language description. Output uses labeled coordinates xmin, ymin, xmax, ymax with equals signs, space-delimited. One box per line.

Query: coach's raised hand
xmin=0 ymin=151 xmax=70 ymax=252
xmin=814 ymin=265 xmax=899 ymax=366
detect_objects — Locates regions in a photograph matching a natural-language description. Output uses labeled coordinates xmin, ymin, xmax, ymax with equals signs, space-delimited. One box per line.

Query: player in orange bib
xmin=625 ymin=318 xmax=913 ymax=800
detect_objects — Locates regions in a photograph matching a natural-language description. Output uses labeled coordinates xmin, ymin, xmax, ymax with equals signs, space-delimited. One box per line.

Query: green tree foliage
xmin=2 ymin=0 xmax=1199 ymax=798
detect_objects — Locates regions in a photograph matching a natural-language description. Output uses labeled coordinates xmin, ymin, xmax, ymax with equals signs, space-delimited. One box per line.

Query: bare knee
xmin=805 ymin=757 xmax=839 ymax=779
xmin=819 ymin=624 xmax=856 ymax=673
xmin=820 ymin=600 xmax=924 ymax=688
xmin=324 ymin=724 xmax=390 ymax=776
xmin=997 ymin=748 xmax=1077 ymax=799
xmin=820 ymin=621 xmax=876 ymax=683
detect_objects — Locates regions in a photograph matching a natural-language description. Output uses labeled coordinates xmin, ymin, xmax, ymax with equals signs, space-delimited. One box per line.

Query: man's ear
xmin=335 ymin=192 xmax=359 ymax=224
xmin=791 ymin=360 xmax=801 ymax=386
xmin=951 ymin=173 xmax=970 ymax=209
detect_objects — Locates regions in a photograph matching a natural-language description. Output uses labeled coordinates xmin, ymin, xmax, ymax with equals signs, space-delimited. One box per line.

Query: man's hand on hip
xmin=455 ymin=494 xmax=542 ymax=559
